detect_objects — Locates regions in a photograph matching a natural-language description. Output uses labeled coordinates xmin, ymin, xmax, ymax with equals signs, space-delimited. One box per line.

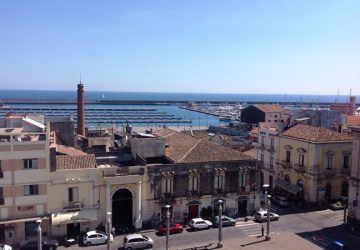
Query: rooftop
xmin=281 ymin=124 xmax=352 ymax=143
xmin=254 ymin=104 xmax=285 ymax=113
xmin=56 ymin=154 xmax=97 ymax=170
xmin=153 ymin=127 xmax=252 ymax=163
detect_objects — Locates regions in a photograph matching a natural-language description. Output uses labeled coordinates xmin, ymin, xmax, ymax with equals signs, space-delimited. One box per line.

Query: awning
xmin=0 ymin=216 xmax=49 ymax=225
xmin=285 ymin=183 xmax=303 ymax=195
xmin=51 ymin=209 xmax=98 ymax=225
xmin=274 ymin=178 xmax=289 ymax=189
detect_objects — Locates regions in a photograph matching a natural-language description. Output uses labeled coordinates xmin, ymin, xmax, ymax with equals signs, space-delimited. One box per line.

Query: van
xmin=274 ymin=196 xmax=290 ymax=207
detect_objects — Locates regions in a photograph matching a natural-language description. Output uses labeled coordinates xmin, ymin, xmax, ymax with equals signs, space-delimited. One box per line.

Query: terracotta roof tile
xmin=56 ymin=154 xmax=97 ymax=170
xmin=153 ymin=128 xmax=251 ymax=163
xmin=254 ymin=104 xmax=285 ymax=113
xmin=281 ymin=124 xmax=352 ymax=142
xmin=56 ymin=145 xmax=87 ymax=156
xmin=242 ymin=148 xmax=257 ymax=159
xmin=347 ymin=115 xmax=360 ymax=126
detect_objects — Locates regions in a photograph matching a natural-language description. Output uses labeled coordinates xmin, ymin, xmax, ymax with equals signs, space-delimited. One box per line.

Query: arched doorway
xmin=341 ymin=181 xmax=348 ymax=197
xmin=325 ymin=183 xmax=332 ymax=200
xmin=112 ymin=189 xmax=133 ymax=228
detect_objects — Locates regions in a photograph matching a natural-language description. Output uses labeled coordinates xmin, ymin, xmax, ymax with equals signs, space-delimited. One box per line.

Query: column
xmin=106 ymin=184 xmax=111 ymax=215
xmin=135 ymin=181 xmax=142 ymax=229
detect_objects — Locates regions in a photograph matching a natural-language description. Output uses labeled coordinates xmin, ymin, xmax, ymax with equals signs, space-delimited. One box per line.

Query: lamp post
xmin=341 ymin=196 xmax=348 ymax=223
xmin=262 ymin=184 xmax=270 ymax=241
xmin=165 ymin=205 xmax=171 ymax=250
xmin=106 ymin=212 xmax=112 ymax=250
xmin=36 ymin=219 xmax=42 ymax=250
xmin=217 ymin=200 xmax=223 ymax=248
xmin=266 ymin=195 xmax=271 ymax=241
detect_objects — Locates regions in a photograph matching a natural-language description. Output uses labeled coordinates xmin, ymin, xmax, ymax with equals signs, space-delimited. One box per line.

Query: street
xmin=56 ymin=205 xmax=360 ymax=250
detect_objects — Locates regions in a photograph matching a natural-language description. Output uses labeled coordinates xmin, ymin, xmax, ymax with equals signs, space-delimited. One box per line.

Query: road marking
xmin=316 ymin=209 xmax=334 ymax=214
xmin=235 ymin=222 xmax=258 ymax=227
xmin=248 ymin=232 xmax=275 ymax=238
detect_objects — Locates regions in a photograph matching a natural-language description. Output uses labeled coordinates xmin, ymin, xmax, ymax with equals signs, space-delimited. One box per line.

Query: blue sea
xmin=0 ymin=90 xmax=357 ymax=128
xmin=0 ymin=89 xmax=357 ymax=103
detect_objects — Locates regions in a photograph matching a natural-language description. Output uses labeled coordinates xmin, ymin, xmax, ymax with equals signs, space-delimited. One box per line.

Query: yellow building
xmin=277 ymin=124 xmax=352 ymax=204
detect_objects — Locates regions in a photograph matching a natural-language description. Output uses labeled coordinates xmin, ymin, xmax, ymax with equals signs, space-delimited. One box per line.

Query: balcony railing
xmin=293 ymin=163 xmax=305 ymax=173
xmin=104 ymin=167 xmax=145 ymax=177
xmin=64 ymin=201 xmax=83 ymax=211
xmin=280 ymin=160 xmax=292 ymax=169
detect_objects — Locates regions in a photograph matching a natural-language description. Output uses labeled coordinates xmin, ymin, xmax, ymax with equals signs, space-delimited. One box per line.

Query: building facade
xmin=0 ymin=115 xmax=50 ymax=246
xmin=348 ymin=126 xmax=360 ymax=227
xmin=277 ymin=124 xmax=352 ymax=205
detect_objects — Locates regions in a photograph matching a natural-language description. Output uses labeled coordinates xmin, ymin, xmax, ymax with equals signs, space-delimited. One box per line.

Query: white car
xmin=123 ymin=234 xmax=154 ymax=250
xmin=189 ymin=218 xmax=213 ymax=230
xmin=255 ymin=210 xmax=280 ymax=222
xmin=0 ymin=244 xmax=12 ymax=250
xmin=83 ymin=230 xmax=113 ymax=246
xmin=273 ymin=196 xmax=290 ymax=207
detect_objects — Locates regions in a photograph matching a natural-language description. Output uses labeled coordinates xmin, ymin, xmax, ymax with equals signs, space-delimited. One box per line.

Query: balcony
xmin=324 ymin=168 xmax=337 ymax=177
xmin=159 ymin=193 xmax=175 ymax=204
xmin=64 ymin=201 xmax=83 ymax=211
xmin=293 ymin=163 xmax=305 ymax=173
xmin=340 ymin=168 xmax=351 ymax=175
xmin=280 ymin=160 xmax=292 ymax=169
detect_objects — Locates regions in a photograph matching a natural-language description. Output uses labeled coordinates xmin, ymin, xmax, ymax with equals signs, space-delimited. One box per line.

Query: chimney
xmin=77 ymin=83 xmax=85 ymax=136
xmin=350 ymin=96 xmax=356 ymax=116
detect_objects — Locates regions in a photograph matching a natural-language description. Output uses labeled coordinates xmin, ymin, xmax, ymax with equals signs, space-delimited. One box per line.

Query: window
xmin=189 ymin=175 xmax=198 ymax=192
xmin=270 ymin=137 xmax=275 ymax=149
xmin=298 ymin=154 xmax=304 ymax=167
xmin=24 ymin=185 xmax=39 ymax=196
xmin=23 ymin=159 xmax=38 ymax=169
xmin=25 ymin=221 xmax=37 ymax=237
xmin=68 ymin=187 xmax=79 ymax=202
xmin=343 ymin=155 xmax=350 ymax=169
xmin=161 ymin=178 xmax=171 ymax=194
xmin=286 ymin=150 xmax=291 ymax=163
xmin=260 ymin=136 xmax=265 ymax=147
xmin=0 ymin=187 xmax=4 ymax=205
xmin=260 ymin=154 xmax=264 ymax=163
xmin=327 ymin=156 xmax=333 ymax=170
xmin=238 ymin=173 xmax=247 ymax=187
xmin=214 ymin=174 xmax=223 ymax=190
xmin=0 ymin=161 xmax=3 ymax=178
xmin=270 ymin=156 xmax=274 ymax=168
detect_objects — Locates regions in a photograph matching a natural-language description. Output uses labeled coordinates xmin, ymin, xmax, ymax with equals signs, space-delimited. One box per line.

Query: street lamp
xmin=165 ymin=205 xmax=171 ymax=250
xmin=262 ymin=184 xmax=270 ymax=241
xmin=36 ymin=219 xmax=42 ymax=250
xmin=218 ymin=200 xmax=223 ymax=248
xmin=266 ymin=195 xmax=271 ymax=241
xmin=106 ymin=211 xmax=112 ymax=250
xmin=341 ymin=196 xmax=348 ymax=223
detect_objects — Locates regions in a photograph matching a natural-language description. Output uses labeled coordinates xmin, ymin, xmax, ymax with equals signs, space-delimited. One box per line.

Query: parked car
xmin=327 ymin=241 xmax=347 ymax=250
xmin=329 ymin=201 xmax=347 ymax=210
xmin=255 ymin=210 xmax=280 ymax=222
xmin=123 ymin=233 xmax=154 ymax=249
xmin=211 ymin=215 xmax=236 ymax=227
xmin=273 ymin=196 xmax=290 ymax=207
xmin=114 ymin=224 xmax=130 ymax=235
xmin=189 ymin=218 xmax=213 ymax=230
xmin=20 ymin=239 xmax=59 ymax=250
xmin=82 ymin=230 xmax=113 ymax=246
xmin=0 ymin=244 xmax=12 ymax=250
xmin=157 ymin=222 xmax=183 ymax=235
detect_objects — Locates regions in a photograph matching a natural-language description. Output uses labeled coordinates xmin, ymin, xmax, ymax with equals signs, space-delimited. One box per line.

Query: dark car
xmin=20 ymin=239 xmax=59 ymax=250
xmin=157 ymin=223 xmax=183 ymax=235
xmin=113 ymin=224 xmax=129 ymax=235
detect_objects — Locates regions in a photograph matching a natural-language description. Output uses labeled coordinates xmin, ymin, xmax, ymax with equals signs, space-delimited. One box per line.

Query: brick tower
xmin=77 ymin=82 xmax=85 ymax=136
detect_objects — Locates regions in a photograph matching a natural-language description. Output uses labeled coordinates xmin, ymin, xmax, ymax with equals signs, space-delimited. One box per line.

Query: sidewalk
xmin=177 ymin=233 xmax=322 ymax=250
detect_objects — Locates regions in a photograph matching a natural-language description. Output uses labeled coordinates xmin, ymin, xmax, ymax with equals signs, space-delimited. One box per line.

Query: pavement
xmin=177 ymin=233 xmax=322 ymax=250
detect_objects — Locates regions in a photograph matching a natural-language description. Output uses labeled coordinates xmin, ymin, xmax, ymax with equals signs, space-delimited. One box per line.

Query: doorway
xmin=112 ymin=189 xmax=133 ymax=228
xmin=238 ymin=198 xmax=248 ymax=217
xmin=67 ymin=223 xmax=80 ymax=238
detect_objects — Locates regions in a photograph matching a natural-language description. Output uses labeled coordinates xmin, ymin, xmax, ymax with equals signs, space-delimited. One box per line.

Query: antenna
xmin=80 ymin=73 xmax=82 ymax=83
xmin=350 ymin=89 xmax=352 ymax=97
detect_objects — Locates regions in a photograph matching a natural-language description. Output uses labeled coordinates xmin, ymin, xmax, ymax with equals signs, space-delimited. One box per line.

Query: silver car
xmin=123 ymin=234 xmax=154 ymax=250
xmin=212 ymin=215 xmax=236 ymax=227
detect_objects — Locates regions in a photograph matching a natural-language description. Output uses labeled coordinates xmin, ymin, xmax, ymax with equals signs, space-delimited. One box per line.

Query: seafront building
xmin=277 ymin=124 xmax=352 ymax=205
xmin=348 ymin=126 xmax=360 ymax=228
xmin=0 ymin=115 xmax=51 ymax=245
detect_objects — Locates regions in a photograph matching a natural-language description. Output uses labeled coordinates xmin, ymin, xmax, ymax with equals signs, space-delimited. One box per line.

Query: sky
xmin=0 ymin=0 xmax=359 ymax=95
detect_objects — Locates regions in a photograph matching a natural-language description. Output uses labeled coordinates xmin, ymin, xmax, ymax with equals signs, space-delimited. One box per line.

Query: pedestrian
xmin=261 ymin=225 xmax=264 ymax=236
